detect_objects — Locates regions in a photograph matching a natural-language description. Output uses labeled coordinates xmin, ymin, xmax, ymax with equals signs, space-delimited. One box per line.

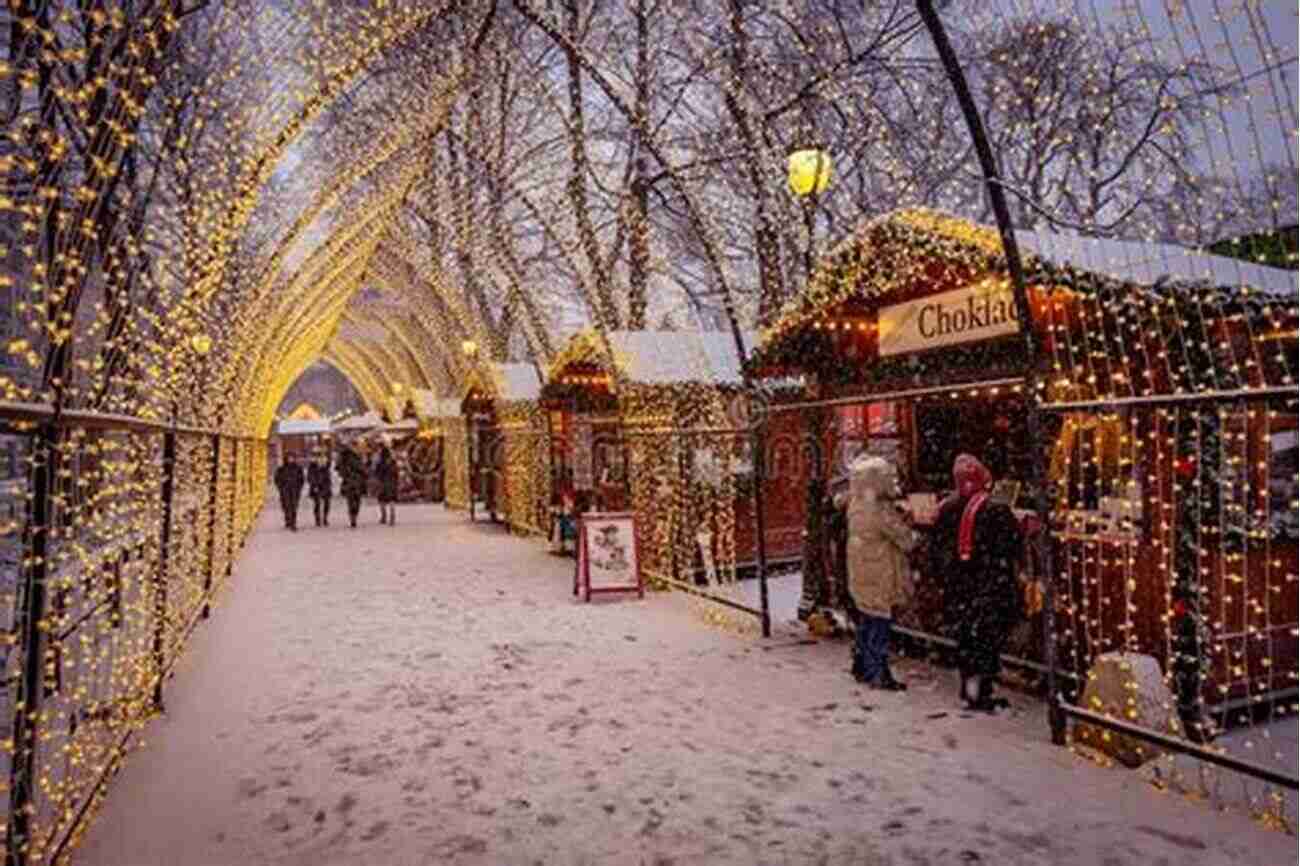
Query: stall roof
xmin=464 ymin=363 xmax=542 ymax=402
xmin=333 ymin=410 xmax=383 ymax=431
xmin=609 ymin=330 xmax=757 ymax=384
xmin=1016 ymin=229 xmax=1297 ymax=299
xmin=410 ymin=388 xmax=460 ymax=420
xmin=384 ymin=418 xmax=419 ymax=432
xmin=549 ymin=329 xmax=760 ymax=385
xmin=277 ymin=418 xmax=331 ymax=436
xmin=762 ymin=208 xmax=1298 ymax=343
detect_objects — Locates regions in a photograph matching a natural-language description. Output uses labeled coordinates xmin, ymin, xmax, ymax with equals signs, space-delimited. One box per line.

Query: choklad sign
xmin=876 ymin=278 xmax=1020 ymax=357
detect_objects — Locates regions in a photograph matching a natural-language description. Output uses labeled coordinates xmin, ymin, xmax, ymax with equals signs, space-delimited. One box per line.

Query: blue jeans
xmin=854 ymin=612 xmax=893 ymax=684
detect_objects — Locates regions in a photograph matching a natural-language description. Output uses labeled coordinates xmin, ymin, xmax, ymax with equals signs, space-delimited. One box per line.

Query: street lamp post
xmin=787 ymin=146 xmax=834 ymax=625
xmin=788 ymin=147 xmax=833 ymax=280
xmin=461 ymin=339 xmax=479 ymax=521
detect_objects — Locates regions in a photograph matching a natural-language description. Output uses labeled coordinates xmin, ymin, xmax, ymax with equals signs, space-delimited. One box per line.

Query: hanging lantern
xmin=190 ymin=333 xmax=212 ymax=355
xmin=788 ymin=149 xmax=832 ymax=197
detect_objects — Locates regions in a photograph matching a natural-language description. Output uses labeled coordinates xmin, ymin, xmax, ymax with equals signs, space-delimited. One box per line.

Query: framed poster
xmin=572 ymin=420 xmax=594 ymax=491
xmin=573 ymin=511 xmax=643 ymax=602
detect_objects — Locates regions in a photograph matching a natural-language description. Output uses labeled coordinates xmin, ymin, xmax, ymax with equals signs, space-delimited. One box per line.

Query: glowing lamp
xmin=461 ymin=339 xmax=479 ymax=357
xmin=190 ymin=333 xmax=212 ymax=355
xmin=788 ymin=149 xmax=832 ymax=197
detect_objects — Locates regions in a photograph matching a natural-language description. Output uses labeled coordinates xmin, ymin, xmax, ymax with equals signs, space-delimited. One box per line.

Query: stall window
xmin=1043 ymin=412 xmax=1147 ymax=537
xmin=0 ymin=437 xmax=18 ymax=481
xmin=594 ymin=435 xmax=625 ymax=486
xmin=1268 ymin=427 xmax=1298 ymax=540
xmin=836 ymin=403 xmax=901 ymax=477
xmin=914 ymin=398 xmax=1033 ymax=492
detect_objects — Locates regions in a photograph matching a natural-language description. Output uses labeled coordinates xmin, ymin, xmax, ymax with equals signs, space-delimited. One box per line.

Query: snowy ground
xmin=78 ymin=504 xmax=1295 ymax=866
xmin=733 ymin=571 xmax=1299 ymax=829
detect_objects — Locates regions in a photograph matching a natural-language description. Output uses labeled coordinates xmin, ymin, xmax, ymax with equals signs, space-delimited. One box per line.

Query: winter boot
xmin=960 ymin=675 xmax=980 ymax=708
xmin=879 ymin=666 xmax=907 ymax=691
xmin=970 ymin=677 xmax=1009 ymax=713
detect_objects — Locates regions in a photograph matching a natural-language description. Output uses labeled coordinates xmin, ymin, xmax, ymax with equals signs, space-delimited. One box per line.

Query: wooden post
xmin=153 ymin=427 xmax=177 ymax=711
xmin=202 ymin=434 xmax=221 ymax=619
xmin=752 ymin=415 xmax=772 ymax=638
xmin=6 ymin=425 xmax=56 ymax=866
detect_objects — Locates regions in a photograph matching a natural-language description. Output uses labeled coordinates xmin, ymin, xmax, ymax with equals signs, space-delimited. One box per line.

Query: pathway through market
xmin=77 ymin=504 xmax=1293 ymax=866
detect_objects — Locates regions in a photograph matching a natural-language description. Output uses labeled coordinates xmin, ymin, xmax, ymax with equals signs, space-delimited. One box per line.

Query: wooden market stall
xmin=274 ymin=417 xmax=331 ymax=463
xmin=406 ymin=389 xmax=459 ymax=503
xmin=374 ymin=416 xmax=423 ymax=502
xmin=542 ymin=329 xmax=809 ymax=581
xmin=458 ymin=363 xmax=549 ymax=534
xmin=748 ymin=208 xmax=1299 ymax=728
xmin=332 ymin=410 xmax=382 ymax=444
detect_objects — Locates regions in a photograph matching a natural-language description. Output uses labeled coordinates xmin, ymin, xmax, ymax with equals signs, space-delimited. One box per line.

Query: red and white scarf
xmin=952 ymin=453 xmax=993 ymax=561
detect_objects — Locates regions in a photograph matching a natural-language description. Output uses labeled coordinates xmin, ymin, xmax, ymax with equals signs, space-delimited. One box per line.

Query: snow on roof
xmin=498 ymin=363 xmax=541 ymax=401
xmin=333 ymin=411 xmax=383 ymax=431
xmin=606 ymin=330 xmax=756 ymax=384
xmin=277 ymin=418 xmax=331 ymax=436
xmin=466 ymin=363 xmax=541 ymax=402
xmin=410 ymin=389 xmax=460 ymax=419
xmin=762 ymin=209 xmax=1298 ymax=346
xmin=1016 ymin=228 xmax=1298 ymax=297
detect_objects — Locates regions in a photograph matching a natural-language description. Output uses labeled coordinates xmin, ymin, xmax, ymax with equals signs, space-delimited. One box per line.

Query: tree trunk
xmin=563 ymin=0 xmax=621 ymax=331
xmin=626 ymin=0 xmax=652 ymax=330
xmin=725 ymin=0 xmax=785 ymax=324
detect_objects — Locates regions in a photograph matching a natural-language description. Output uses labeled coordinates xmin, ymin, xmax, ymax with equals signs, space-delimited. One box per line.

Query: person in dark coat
xmin=307 ymin=452 xmax=333 ymax=527
xmin=374 ymin=445 xmax=399 ymax=525
xmin=929 ymin=453 xmax=1023 ymax=713
xmin=338 ymin=445 xmax=368 ymax=529
xmin=273 ymin=453 xmax=306 ymax=531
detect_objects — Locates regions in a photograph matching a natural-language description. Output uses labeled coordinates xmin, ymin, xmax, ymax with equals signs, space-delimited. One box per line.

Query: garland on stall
xmin=747 ymin=209 xmax=1294 ymax=404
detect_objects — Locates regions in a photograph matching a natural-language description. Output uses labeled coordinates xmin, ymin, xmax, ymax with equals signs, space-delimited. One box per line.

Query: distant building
xmin=276 ymin=362 xmax=365 ymax=420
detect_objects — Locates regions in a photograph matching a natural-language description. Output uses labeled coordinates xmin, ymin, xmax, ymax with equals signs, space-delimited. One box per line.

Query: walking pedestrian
xmin=375 ymin=445 xmax=399 ymax=526
xmin=308 ymin=451 xmax=333 ymax=527
xmin=929 ymin=453 xmax=1024 ymax=713
xmin=273 ymin=453 xmax=306 ymax=531
xmin=338 ymin=444 xmax=368 ymax=529
xmin=844 ymin=454 xmax=916 ymax=690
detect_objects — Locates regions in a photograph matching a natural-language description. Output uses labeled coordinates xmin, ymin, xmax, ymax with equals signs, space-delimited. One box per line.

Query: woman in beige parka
xmin=844 ymin=454 xmax=917 ymax=689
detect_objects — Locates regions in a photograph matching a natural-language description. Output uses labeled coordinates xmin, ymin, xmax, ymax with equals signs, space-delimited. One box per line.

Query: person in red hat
xmin=929 ymin=453 xmax=1024 ymax=712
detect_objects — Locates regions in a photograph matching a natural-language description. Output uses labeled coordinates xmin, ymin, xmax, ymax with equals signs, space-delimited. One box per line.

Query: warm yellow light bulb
xmin=787 ymin=149 xmax=832 ymax=196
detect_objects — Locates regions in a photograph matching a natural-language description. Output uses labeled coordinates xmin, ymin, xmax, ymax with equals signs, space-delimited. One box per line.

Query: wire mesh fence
xmin=0 ymin=408 xmax=265 ymax=864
